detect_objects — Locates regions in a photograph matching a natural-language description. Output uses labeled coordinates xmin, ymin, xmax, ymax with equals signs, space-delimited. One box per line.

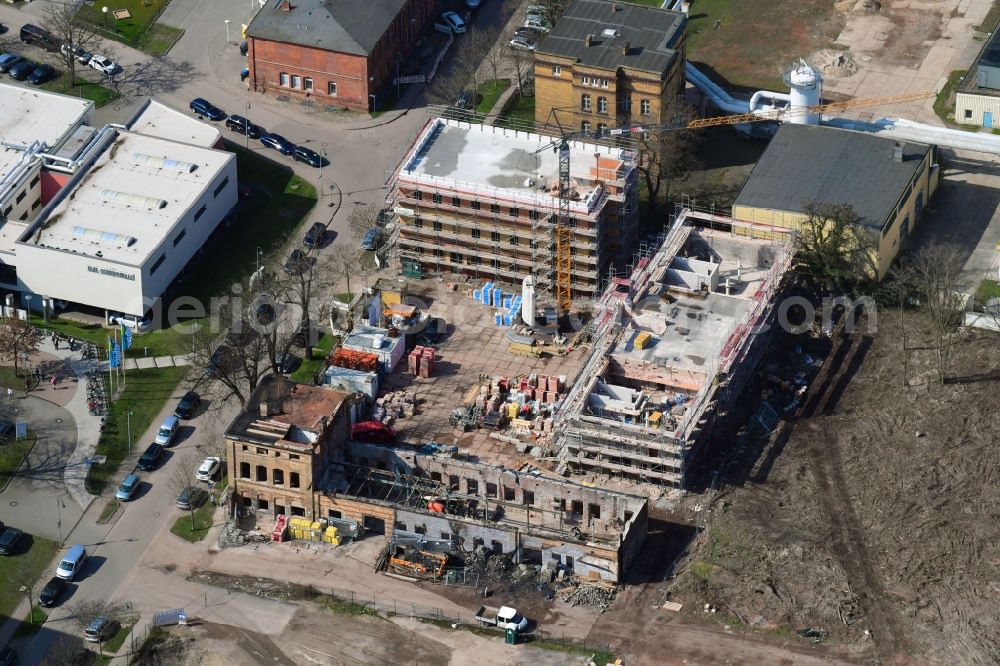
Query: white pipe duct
xmin=822 ymin=117 xmax=1000 ymax=155
xmin=685 ymin=62 xmax=750 ymax=114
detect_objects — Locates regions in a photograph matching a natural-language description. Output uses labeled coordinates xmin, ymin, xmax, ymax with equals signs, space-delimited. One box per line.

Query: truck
xmin=474 ymin=605 xmax=529 ymax=631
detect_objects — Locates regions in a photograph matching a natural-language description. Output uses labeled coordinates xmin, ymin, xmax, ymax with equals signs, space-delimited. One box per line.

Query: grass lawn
xmin=974 ymin=278 xmax=1000 ymax=309
xmin=0 ymin=535 xmax=59 ymax=618
xmin=85 ymin=366 xmax=188 ymax=495
xmin=0 ymin=432 xmax=37 ymax=492
xmin=933 ymin=70 xmax=982 ymax=130
xmin=475 ymin=79 xmax=511 ymax=114
xmin=977 ymin=1 xmax=1000 ymax=32
xmin=80 ymin=0 xmax=182 ymax=56
xmin=170 ymin=501 xmax=217 ymax=542
xmin=39 ymin=72 xmax=118 ymax=107
xmin=12 ymin=605 xmax=48 ymax=640
xmin=97 ymin=620 xmax=135 ymax=663
xmin=685 ymin=0 xmax=843 ymax=91
xmin=495 ymin=92 xmax=536 ymax=130
xmin=289 ymin=332 xmax=338 ymax=384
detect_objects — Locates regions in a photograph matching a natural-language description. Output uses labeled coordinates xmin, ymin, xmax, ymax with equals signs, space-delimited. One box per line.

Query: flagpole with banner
xmin=120 ymin=324 xmax=130 ymax=388
xmin=109 ymin=336 xmax=122 ymax=393
xmin=107 ymin=336 xmax=115 ymax=394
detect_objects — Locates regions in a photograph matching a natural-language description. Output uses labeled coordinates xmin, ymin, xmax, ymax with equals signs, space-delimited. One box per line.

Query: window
xmin=597 ymin=123 xmax=608 ymax=137
xmin=213 ymin=176 xmax=230 ymax=198
xmin=452 ymin=196 xmax=461 ymax=206
xmin=273 ymin=469 xmax=284 ymax=486
xmin=440 ymin=532 xmax=450 ymax=540
xmin=414 ymin=525 xmax=426 ymax=535
xmin=571 ymin=500 xmax=583 ymax=516
xmin=486 ymin=482 xmax=498 ymax=497
xmin=239 ymin=462 xmax=250 ymax=479
xmin=258 ymin=499 xmax=269 ymax=510
xmin=581 ymin=94 xmax=591 ymax=111
xmin=29 ymin=175 xmax=40 ymax=188
xmin=491 ymin=230 xmax=500 ymax=242
xmin=472 ymin=228 xmax=481 ymax=239
xmin=581 ymin=120 xmax=592 ymax=134
xmin=290 ymin=506 xmax=305 ymax=517
xmin=622 ymin=97 xmax=631 ymax=114
xmin=194 ymin=205 xmax=206 ymax=222
xmin=280 ymin=72 xmax=290 ymax=86
xmin=640 ymin=99 xmax=651 ymax=115
xmin=433 ymin=220 xmax=443 ymax=232
xmin=330 ymin=509 xmax=343 ymax=519
xmin=15 ymin=191 xmax=25 ymax=204
xmin=582 ymin=76 xmax=590 ymax=85
xmin=303 ymin=77 xmax=313 ymax=91
xmin=172 ymin=230 xmax=186 ymax=247
xmin=552 ymin=65 xmax=561 ymax=75
xmin=413 ymin=217 xmax=422 ymax=228
xmin=434 ymin=248 xmax=444 ymax=258
xmin=529 ymin=210 xmax=539 ymax=221
xmin=2 ymin=206 xmax=10 ymax=217
xmin=503 ymin=486 xmax=515 ymax=501
xmin=149 ymin=253 xmax=166 ymax=275
xmin=256 ymin=465 xmax=267 ymax=482
xmin=601 ymin=78 xmax=609 ymax=88
xmin=432 ymin=193 xmax=442 ymax=204
xmin=257 ymin=447 xmax=267 ymax=455
xmin=490 ymin=203 xmax=500 ymax=214
xmin=289 ymin=454 xmax=300 ymax=461
xmin=471 ymin=255 xmax=482 ymax=265
xmin=31 ymin=199 xmax=41 ymax=210
xmin=290 ymin=472 xmax=300 ymax=489
xmin=597 ymin=97 xmax=608 ymax=113
xmin=413 ymin=191 xmax=422 ymax=200
xmin=467 ymin=479 xmax=479 ymax=494
xmin=242 ymin=445 xmax=248 ymax=451
xmin=964 ymin=109 xmax=973 ymax=119
xmin=472 ymin=200 xmax=481 ymax=210
xmin=274 ymin=451 xmax=281 ymax=458
xmin=430 ymin=471 xmax=442 ymax=482
xmin=328 ymin=81 xmax=337 ymax=96
xmin=291 ymin=75 xmax=301 ymax=88
xmin=490 ymin=258 xmax=500 ymax=269
xmin=523 ymin=490 xmax=535 ymax=505
xmin=509 ymin=207 xmax=518 ymax=217
xmin=588 ymin=503 xmax=601 ymax=519
xmin=510 ymin=236 xmax=518 ymax=245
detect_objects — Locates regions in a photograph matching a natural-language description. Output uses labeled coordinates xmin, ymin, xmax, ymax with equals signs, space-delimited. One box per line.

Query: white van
xmin=56 ymin=544 xmax=87 ymax=580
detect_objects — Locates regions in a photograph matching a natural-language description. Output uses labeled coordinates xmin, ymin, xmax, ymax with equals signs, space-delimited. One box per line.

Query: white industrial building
xmin=0 ymin=85 xmax=236 ymax=317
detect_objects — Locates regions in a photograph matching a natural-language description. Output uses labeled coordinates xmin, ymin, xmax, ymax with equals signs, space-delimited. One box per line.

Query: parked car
xmin=253 ymin=301 xmax=275 ymax=325
xmin=513 ymin=26 xmax=542 ymax=40
xmin=525 ymin=4 xmax=548 ymax=17
xmin=56 ymin=544 xmax=88 ymax=581
xmin=115 ymin=473 xmax=140 ymax=501
xmin=474 ymin=604 xmax=529 ymax=631
xmin=275 ymin=351 xmax=299 ymax=374
xmin=84 ymin=616 xmax=118 ymax=643
xmin=441 ymin=11 xmax=467 ymax=33
xmin=110 ymin=312 xmax=153 ymax=332
xmin=260 ymin=133 xmax=295 ymax=155
xmin=0 ymin=53 xmax=22 ymax=73
xmin=0 ymin=526 xmax=22 ymax=555
xmin=361 ymin=227 xmax=382 ymax=251
xmin=88 ymin=55 xmax=119 ymax=75
xmin=0 ymin=648 xmax=15 ymax=666
xmin=509 ymin=35 xmax=537 ymax=51
xmin=20 ymin=24 xmax=58 ymax=52
xmin=27 ymin=64 xmax=55 ymax=85
xmin=8 ymin=60 xmax=36 ymax=81
xmin=0 ymin=420 xmax=14 ymax=439
xmin=190 ymin=97 xmax=225 ymax=121
xmin=454 ymin=90 xmax=475 ymax=110
xmin=196 ymin=456 xmax=222 ymax=482
xmin=154 ymin=415 xmax=180 ymax=446
xmin=136 ymin=443 xmax=164 ymax=471
xmin=283 ymin=248 xmax=308 ymax=275
xmin=225 ymin=114 xmax=261 ymax=139
xmin=61 ymin=43 xmax=92 ymax=65
xmin=38 ymin=576 xmax=67 ymax=608
xmin=176 ymin=486 xmax=209 ymax=510
xmin=292 ymin=145 xmax=323 ymax=167
xmin=303 ymin=222 xmax=326 ymax=249
xmin=174 ymin=390 xmax=201 ymax=419
xmin=524 ymin=15 xmax=552 ymax=31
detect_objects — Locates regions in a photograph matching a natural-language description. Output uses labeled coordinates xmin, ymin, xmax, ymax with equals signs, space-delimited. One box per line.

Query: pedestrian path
xmin=122 ymin=354 xmax=192 ymax=370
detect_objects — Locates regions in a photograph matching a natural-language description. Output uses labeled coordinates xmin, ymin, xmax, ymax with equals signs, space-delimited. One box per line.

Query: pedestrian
xmin=53 ymin=336 xmax=58 ymax=350
xmin=6 ymin=387 xmax=12 ymax=399
xmin=50 ymin=375 xmax=57 ymax=387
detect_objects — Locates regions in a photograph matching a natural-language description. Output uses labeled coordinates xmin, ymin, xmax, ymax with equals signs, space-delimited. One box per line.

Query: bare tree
xmin=636 ymin=103 xmax=702 ymax=223
xmin=44 ymin=635 xmax=87 ymax=666
xmin=911 ymin=242 xmax=965 ymax=382
xmin=43 ymin=2 xmax=108 ymax=86
xmin=794 ymin=202 xmax=879 ymax=294
xmin=347 ymin=203 xmax=382 ymax=241
xmin=480 ymin=28 xmax=509 ymax=85
xmin=509 ymin=47 xmax=533 ymax=98
xmin=0 ymin=315 xmax=42 ymax=377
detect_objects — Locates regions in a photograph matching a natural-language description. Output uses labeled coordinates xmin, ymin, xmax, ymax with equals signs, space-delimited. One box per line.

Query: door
xmin=985 ymin=111 xmax=993 ymax=129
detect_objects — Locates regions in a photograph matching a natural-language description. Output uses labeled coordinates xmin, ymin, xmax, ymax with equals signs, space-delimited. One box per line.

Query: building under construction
xmin=556 ymin=208 xmax=794 ymax=487
xmin=390 ymin=117 xmax=639 ymax=300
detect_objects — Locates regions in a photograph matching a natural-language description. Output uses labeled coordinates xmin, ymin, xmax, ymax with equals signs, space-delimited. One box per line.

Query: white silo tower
xmin=784 ymin=59 xmax=822 ymax=125
xmin=522 ymin=275 xmax=536 ymax=326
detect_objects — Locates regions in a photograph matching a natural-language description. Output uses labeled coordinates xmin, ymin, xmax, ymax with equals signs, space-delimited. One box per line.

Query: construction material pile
xmin=557 ymin=576 xmax=619 ymax=611
xmin=331 ymin=348 xmax=379 ymax=372
xmin=373 ymin=390 xmax=416 ymax=425
xmin=407 ymin=345 xmax=436 ymax=377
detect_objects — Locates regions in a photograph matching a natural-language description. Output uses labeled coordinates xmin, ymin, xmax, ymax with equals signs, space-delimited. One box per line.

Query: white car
xmin=110 ymin=312 xmax=152 ymax=332
xmin=89 ymin=55 xmax=119 ymax=75
xmin=196 ymin=456 xmax=222 ymax=482
xmin=524 ymin=15 xmax=552 ymax=31
xmin=441 ymin=11 xmax=467 ymax=34
xmin=510 ymin=35 xmax=537 ymax=51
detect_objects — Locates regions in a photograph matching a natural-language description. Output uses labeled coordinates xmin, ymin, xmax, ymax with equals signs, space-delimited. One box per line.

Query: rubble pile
xmin=373 ymin=391 xmax=416 ymax=425
xmin=557 ymin=577 xmax=619 ymax=611
xmin=218 ymin=522 xmax=270 ymax=548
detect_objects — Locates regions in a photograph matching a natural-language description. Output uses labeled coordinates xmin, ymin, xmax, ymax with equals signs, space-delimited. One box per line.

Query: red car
xmin=351 ymin=420 xmax=396 ymax=443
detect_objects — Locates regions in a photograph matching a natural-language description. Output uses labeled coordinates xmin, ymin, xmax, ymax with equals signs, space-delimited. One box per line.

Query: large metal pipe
xmin=685 ymin=62 xmax=750 ymax=114
xmin=822 ymin=117 xmax=1000 ymax=155
xmin=749 ymin=90 xmax=791 ymax=113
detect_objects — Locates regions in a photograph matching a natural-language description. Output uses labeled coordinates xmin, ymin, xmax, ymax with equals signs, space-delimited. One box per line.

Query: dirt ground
xmin=666 ymin=309 xmax=1000 ymax=665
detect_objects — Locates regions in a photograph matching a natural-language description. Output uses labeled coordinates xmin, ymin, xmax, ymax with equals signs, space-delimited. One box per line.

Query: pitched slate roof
xmin=246 ymin=0 xmax=405 ymax=56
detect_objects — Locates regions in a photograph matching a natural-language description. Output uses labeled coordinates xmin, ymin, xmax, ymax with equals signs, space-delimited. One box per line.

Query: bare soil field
xmin=668 ymin=311 xmax=1000 ymax=665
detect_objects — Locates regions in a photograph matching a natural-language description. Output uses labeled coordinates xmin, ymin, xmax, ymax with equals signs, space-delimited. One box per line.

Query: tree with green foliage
xmin=793 ymin=202 xmax=878 ymax=293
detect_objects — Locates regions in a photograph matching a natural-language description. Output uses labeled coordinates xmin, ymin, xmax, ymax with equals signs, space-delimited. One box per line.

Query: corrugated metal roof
xmin=246 ymin=0 xmax=407 ymax=56
xmin=734 ymin=124 xmax=930 ymax=230
xmin=536 ymin=0 xmax=685 ymax=75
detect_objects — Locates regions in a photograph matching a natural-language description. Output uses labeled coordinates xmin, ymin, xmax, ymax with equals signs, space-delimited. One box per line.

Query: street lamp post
xmin=56 ymin=499 xmax=63 ymax=546
xmin=102 ymin=6 xmax=109 ymax=28
xmin=369 ymin=94 xmax=376 ymax=113
xmin=127 ymin=411 xmax=133 ymax=455
xmin=225 ymin=19 xmax=231 ymax=44
xmin=319 ymin=142 xmax=327 ymax=198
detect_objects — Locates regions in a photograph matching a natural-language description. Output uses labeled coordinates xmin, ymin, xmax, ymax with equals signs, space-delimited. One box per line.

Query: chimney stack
xmin=890 ymin=142 xmax=904 ymax=162
xmin=622 ymin=40 xmax=630 ymax=55
xmin=280 ymin=0 xmax=291 ymax=10
xmin=585 ymin=34 xmax=593 ymax=47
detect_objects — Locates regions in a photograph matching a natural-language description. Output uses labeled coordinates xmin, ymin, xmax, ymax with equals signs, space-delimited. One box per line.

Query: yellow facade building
xmin=732 ymin=124 xmax=940 ymax=279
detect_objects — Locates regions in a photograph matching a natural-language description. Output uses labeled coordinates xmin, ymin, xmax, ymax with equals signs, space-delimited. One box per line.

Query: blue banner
xmin=109 ymin=338 xmax=122 ymax=369
xmin=121 ymin=324 xmax=133 ymax=350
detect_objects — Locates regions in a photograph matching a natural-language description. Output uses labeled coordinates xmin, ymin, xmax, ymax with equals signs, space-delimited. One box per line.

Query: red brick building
xmin=246 ymin=0 xmax=434 ymax=112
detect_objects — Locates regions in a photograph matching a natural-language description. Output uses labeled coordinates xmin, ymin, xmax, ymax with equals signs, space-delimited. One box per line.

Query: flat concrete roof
xmin=399 ymin=118 xmax=630 ymax=209
xmin=23 ymin=131 xmax=233 ymax=265
xmin=128 ymin=99 xmax=222 ymax=148
xmin=0 ymin=84 xmax=92 ymax=181
xmin=343 ymin=324 xmax=403 ymax=353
